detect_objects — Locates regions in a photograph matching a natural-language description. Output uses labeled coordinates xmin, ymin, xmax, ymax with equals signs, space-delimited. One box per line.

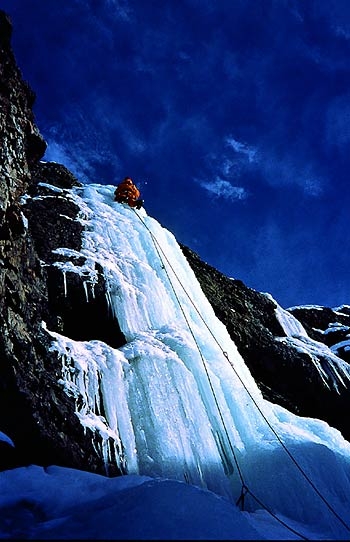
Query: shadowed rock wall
xmin=0 ymin=10 xmax=120 ymax=475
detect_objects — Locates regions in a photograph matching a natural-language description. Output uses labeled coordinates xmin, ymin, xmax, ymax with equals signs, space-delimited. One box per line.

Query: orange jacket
xmin=114 ymin=178 xmax=140 ymax=207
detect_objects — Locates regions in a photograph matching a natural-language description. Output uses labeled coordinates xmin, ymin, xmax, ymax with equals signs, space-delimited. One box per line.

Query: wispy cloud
xmin=105 ymin=0 xmax=133 ymax=21
xmin=258 ymin=148 xmax=325 ymax=197
xmin=197 ymin=177 xmax=248 ymax=201
xmin=42 ymin=116 xmax=121 ymax=184
xmin=195 ymin=135 xmax=255 ymax=201
xmin=225 ymin=136 xmax=257 ymax=163
xmin=43 ymin=138 xmax=117 ymax=184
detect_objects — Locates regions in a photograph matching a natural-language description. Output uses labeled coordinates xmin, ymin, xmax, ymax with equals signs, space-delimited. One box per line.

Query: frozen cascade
xmin=268 ymin=293 xmax=350 ymax=389
xmin=271 ymin=294 xmax=308 ymax=337
xmin=46 ymin=184 xmax=350 ymax=530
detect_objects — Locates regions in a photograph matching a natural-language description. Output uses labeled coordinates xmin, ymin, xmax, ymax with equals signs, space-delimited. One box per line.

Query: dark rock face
xmin=1 ymin=8 xmax=350 ymax=475
xmin=0 ymin=10 xmax=121 ymax=476
xmin=23 ymin=163 xmax=126 ymax=349
xmin=31 ymin=161 xmax=83 ymax=190
xmin=180 ymin=245 xmax=350 ymax=441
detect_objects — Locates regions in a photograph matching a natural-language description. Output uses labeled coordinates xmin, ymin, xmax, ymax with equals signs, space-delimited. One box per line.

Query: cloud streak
xmin=225 ymin=137 xmax=257 ymax=163
xmin=197 ymin=178 xmax=248 ymax=202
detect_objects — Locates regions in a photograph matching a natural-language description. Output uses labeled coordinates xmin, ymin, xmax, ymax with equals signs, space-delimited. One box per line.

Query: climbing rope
xmin=130 ymin=207 xmax=350 ymax=537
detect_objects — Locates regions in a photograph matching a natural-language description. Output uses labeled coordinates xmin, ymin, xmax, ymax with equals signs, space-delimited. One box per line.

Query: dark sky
xmin=3 ymin=0 xmax=350 ymax=308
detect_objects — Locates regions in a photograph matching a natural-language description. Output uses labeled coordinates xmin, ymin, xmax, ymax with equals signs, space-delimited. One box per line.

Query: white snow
xmin=1 ymin=183 xmax=350 ymax=540
xmin=287 ymin=304 xmax=324 ymax=311
xmin=267 ymin=292 xmax=308 ymax=337
xmin=269 ymin=293 xmax=350 ymax=390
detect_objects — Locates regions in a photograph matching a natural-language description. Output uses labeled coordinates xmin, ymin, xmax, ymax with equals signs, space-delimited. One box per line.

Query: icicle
xmin=20 ymin=211 xmax=28 ymax=230
xmin=83 ymin=280 xmax=89 ymax=303
xmin=90 ymin=280 xmax=96 ymax=299
xmin=105 ymin=288 xmax=112 ymax=312
xmin=62 ymin=271 xmax=67 ymax=297
xmin=47 ymin=327 xmax=134 ymax=474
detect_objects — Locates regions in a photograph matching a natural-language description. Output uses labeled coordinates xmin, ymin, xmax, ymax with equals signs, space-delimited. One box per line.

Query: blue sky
xmin=3 ymin=0 xmax=350 ymax=308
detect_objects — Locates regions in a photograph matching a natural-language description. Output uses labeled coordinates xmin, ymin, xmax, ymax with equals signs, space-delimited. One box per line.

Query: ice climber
xmin=114 ymin=177 xmax=144 ymax=209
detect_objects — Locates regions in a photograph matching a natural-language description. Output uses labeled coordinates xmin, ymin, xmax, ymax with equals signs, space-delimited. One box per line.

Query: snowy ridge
xmin=276 ymin=335 xmax=350 ymax=391
xmin=44 ymin=184 xmax=350 ymax=537
xmin=269 ymin=294 xmax=350 ymax=390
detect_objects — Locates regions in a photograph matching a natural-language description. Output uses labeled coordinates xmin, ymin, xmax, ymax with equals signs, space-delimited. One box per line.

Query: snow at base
xmin=0 ymin=464 xmax=346 ymax=540
xmin=6 ymin=182 xmax=350 ymax=540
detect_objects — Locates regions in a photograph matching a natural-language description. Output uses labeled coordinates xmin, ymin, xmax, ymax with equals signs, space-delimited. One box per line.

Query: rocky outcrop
xmin=1 ymin=8 xmax=350 ymax=474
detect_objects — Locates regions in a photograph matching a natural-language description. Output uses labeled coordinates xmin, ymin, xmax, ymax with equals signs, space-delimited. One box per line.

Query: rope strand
xmin=131 ymin=207 xmax=350 ymax=536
